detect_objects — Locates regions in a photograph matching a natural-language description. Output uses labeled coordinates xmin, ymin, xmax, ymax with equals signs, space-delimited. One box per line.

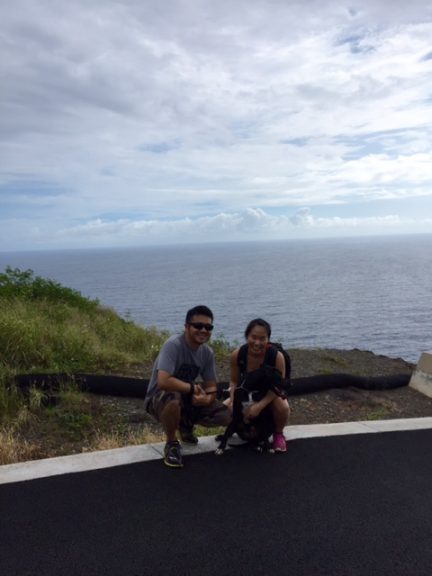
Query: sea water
xmin=1 ymin=234 xmax=431 ymax=363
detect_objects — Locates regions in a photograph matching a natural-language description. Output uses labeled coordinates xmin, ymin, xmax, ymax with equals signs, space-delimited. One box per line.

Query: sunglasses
xmin=188 ymin=322 xmax=214 ymax=332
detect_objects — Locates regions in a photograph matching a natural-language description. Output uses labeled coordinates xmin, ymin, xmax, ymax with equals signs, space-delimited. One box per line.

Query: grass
xmin=0 ymin=427 xmax=42 ymax=465
xmin=0 ymin=383 xmax=167 ymax=464
xmin=317 ymin=352 xmax=349 ymax=370
xmin=365 ymin=407 xmax=390 ymax=421
xmin=0 ymin=267 xmax=232 ymax=464
xmin=0 ymin=295 xmax=168 ymax=374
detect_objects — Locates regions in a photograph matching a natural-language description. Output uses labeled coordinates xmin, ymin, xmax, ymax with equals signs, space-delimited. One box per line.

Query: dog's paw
xmin=215 ymin=448 xmax=225 ymax=456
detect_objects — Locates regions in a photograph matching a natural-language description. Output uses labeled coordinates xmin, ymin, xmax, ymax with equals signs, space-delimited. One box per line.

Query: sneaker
xmin=164 ymin=441 xmax=183 ymax=468
xmin=272 ymin=433 xmax=287 ymax=453
xmin=179 ymin=427 xmax=199 ymax=445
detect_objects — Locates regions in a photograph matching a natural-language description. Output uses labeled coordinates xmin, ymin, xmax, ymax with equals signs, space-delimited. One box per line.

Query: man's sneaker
xmin=179 ymin=427 xmax=199 ymax=445
xmin=272 ymin=433 xmax=287 ymax=453
xmin=164 ymin=441 xmax=183 ymax=468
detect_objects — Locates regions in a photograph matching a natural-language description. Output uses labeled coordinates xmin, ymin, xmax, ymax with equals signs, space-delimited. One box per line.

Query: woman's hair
xmin=244 ymin=318 xmax=272 ymax=339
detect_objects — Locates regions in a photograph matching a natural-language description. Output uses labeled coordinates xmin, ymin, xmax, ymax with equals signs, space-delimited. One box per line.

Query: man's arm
xmin=192 ymin=346 xmax=218 ymax=406
xmin=157 ymin=370 xmax=196 ymax=395
xmin=157 ymin=370 xmax=215 ymax=406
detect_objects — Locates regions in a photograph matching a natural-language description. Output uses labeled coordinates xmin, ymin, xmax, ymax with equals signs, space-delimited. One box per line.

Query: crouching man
xmin=144 ymin=305 xmax=231 ymax=468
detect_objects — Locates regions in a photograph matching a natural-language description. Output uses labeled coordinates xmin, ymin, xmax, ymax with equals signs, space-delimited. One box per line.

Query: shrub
xmin=0 ymin=266 xmax=99 ymax=312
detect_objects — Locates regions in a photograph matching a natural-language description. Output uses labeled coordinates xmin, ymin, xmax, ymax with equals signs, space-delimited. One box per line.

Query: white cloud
xmin=1 ymin=0 xmax=432 ymax=250
xmin=26 ymin=207 xmax=419 ymax=250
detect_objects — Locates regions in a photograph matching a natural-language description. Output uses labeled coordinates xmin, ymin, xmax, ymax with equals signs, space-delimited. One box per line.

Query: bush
xmin=0 ymin=266 xmax=99 ymax=312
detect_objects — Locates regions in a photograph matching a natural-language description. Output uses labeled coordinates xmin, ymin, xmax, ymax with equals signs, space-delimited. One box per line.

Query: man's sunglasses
xmin=188 ymin=322 xmax=214 ymax=332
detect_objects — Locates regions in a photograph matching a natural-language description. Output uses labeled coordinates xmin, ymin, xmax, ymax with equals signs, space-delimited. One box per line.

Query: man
xmin=144 ymin=305 xmax=231 ymax=468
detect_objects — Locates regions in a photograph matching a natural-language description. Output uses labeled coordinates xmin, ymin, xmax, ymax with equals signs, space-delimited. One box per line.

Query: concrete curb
xmin=2 ymin=417 xmax=432 ymax=485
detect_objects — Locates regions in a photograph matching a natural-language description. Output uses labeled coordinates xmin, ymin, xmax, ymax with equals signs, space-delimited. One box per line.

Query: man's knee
xmin=160 ymin=397 xmax=182 ymax=417
xmin=150 ymin=391 xmax=183 ymax=423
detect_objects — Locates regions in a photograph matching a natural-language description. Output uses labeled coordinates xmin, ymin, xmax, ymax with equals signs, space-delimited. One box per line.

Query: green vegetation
xmin=0 ymin=267 xmax=231 ymax=464
xmin=0 ymin=266 xmax=170 ymax=375
xmin=365 ymin=407 xmax=390 ymax=421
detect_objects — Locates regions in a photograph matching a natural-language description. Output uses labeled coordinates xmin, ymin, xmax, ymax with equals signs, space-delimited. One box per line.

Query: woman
xmin=228 ymin=318 xmax=290 ymax=452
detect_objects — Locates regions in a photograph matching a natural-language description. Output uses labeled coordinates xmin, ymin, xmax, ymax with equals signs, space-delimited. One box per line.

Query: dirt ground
xmin=6 ymin=348 xmax=431 ymax=464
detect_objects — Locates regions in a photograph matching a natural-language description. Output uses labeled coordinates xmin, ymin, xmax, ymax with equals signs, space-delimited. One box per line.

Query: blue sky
xmin=1 ymin=0 xmax=432 ymax=251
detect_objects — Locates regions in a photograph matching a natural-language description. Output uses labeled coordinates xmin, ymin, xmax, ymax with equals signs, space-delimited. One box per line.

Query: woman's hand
xmin=244 ymin=402 xmax=262 ymax=421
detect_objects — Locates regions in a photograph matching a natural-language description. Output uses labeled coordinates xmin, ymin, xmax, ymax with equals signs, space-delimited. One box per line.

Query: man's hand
xmin=191 ymin=384 xmax=212 ymax=407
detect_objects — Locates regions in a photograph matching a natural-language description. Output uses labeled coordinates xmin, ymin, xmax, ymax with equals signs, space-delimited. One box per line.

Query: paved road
xmin=1 ymin=429 xmax=432 ymax=576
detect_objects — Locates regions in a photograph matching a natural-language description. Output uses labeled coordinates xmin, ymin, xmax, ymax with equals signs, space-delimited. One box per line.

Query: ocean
xmin=1 ymin=234 xmax=431 ymax=363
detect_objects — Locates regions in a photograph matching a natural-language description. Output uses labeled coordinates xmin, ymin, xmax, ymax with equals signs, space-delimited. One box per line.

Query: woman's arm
xmin=276 ymin=350 xmax=286 ymax=379
xmin=227 ymin=349 xmax=240 ymax=406
xmin=245 ymin=389 xmax=276 ymax=420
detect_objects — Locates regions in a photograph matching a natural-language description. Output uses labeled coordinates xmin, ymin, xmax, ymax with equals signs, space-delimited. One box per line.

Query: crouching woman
xmin=228 ymin=318 xmax=290 ymax=452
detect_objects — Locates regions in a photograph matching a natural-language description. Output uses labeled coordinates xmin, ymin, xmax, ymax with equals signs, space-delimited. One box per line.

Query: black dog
xmin=215 ymin=365 xmax=283 ymax=455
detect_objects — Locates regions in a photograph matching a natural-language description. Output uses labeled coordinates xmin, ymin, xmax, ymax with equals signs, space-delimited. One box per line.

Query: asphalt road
xmin=1 ymin=429 xmax=432 ymax=576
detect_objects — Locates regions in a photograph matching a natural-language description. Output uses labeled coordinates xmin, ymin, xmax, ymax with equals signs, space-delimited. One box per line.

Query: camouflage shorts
xmin=146 ymin=389 xmax=231 ymax=428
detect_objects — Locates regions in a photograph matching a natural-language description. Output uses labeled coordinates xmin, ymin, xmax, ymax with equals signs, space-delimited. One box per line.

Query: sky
xmin=1 ymin=0 xmax=432 ymax=251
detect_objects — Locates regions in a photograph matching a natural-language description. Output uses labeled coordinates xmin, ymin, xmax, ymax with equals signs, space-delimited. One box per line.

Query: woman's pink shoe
xmin=272 ymin=433 xmax=287 ymax=453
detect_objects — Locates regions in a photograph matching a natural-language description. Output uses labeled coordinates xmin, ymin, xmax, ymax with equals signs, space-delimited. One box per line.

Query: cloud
xmin=1 ymin=1 xmax=432 ymax=250
xmin=39 ymin=207 xmax=418 ymax=250
xmin=288 ymin=207 xmax=401 ymax=228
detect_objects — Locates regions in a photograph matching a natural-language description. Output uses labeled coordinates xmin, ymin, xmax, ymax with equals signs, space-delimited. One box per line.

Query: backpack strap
xmin=269 ymin=342 xmax=291 ymax=382
xmin=264 ymin=344 xmax=278 ymax=368
xmin=237 ymin=344 xmax=249 ymax=381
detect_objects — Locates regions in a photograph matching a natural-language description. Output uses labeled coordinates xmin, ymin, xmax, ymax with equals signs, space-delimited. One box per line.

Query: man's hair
xmin=244 ymin=318 xmax=272 ymax=339
xmin=185 ymin=305 xmax=214 ymax=324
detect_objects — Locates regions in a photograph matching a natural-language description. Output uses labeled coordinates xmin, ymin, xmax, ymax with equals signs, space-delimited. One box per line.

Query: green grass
xmin=365 ymin=407 xmax=390 ymax=421
xmin=317 ymin=352 xmax=349 ymax=368
xmin=0 ymin=296 xmax=169 ymax=373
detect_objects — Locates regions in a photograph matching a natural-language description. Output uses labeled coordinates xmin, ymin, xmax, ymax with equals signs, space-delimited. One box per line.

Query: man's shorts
xmin=146 ymin=389 xmax=231 ymax=427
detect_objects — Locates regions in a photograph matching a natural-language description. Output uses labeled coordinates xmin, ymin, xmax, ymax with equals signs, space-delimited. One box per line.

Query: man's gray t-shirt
xmin=144 ymin=334 xmax=216 ymax=402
